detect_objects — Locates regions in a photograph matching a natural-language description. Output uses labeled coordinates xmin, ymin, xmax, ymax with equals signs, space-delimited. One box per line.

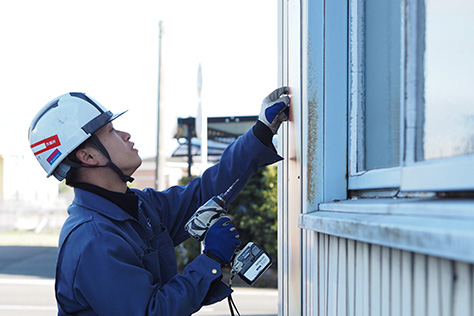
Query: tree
xmin=229 ymin=166 xmax=278 ymax=261
xmin=175 ymin=176 xmax=200 ymax=270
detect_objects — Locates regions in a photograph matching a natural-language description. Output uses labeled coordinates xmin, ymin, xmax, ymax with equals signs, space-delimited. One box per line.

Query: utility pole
xmin=155 ymin=21 xmax=162 ymax=190
xmin=197 ymin=63 xmax=208 ymax=174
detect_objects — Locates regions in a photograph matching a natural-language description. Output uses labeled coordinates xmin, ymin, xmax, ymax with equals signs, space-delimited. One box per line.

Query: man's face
xmin=94 ymin=122 xmax=142 ymax=176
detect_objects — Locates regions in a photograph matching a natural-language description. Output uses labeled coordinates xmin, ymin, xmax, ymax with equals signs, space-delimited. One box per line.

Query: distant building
xmin=0 ymin=152 xmax=58 ymax=204
xmin=132 ymin=156 xmax=193 ymax=190
xmin=0 ymin=151 xmax=67 ymax=232
xmin=134 ymin=115 xmax=259 ymax=190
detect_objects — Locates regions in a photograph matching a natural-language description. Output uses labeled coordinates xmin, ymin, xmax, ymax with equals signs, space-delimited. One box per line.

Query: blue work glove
xmin=203 ymin=216 xmax=241 ymax=266
xmin=258 ymin=86 xmax=291 ymax=134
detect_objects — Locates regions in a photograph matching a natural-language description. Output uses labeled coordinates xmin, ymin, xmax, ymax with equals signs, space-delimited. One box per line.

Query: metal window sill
xmin=298 ymin=198 xmax=474 ymax=263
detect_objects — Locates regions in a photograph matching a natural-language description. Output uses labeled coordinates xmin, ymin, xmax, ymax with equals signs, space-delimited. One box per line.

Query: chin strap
xmin=64 ymin=135 xmax=134 ymax=183
xmin=88 ymin=135 xmax=135 ymax=183
xmin=103 ymin=160 xmax=135 ymax=183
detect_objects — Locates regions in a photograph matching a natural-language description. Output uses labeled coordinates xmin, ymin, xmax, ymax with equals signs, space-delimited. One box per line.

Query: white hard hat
xmin=28 ymin=92 xmax=126 ymax=181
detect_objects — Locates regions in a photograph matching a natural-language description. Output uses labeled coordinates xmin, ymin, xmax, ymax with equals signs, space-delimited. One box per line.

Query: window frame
xmin=295 ymin=0 xmax=474 ymax=276
xmin=349 ymin=0 xmax=474 ymax=193
xmin=401 ymin=0 xmax=474 ymax=191
xmin=348 ymin=0 xmax=404 ymax=190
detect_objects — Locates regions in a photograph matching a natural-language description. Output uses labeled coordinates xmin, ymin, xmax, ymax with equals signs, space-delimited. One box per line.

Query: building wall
xmin=132 ymin=157 xmax=208 ymax=190
xmin=0 ymin=152 xmax=58 ymax=203
xmin=307 ymin=232 xmax=474 ymax=316
xmin=278 ymin=0 xmax=474 ymax=315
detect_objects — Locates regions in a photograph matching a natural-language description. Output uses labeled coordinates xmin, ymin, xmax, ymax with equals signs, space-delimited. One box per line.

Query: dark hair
xmin=65 ymin=138 xmax=98 ymax=187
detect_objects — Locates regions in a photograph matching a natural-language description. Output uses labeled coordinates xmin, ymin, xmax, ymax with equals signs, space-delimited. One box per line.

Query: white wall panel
xmin=327 ymin=235 xmax=339 ymax=315
xmin=337 ymin=238 xmax=347 ymax=316
xmin=440 ymin=259 xmax=453 ymax=316
xmin=413 ymin=253 xmax=427 ymax=316
xmin=427 ymin=256 xmax=441 ymax=316
xmin=390 ymin=249 xmax=402 ymax=316
xmin=453 ymin=262 xmax=471 ymax=316
xmin=346 ymin=239 xmax=355 ymax=316
xmin=306 ymin=233 xmax=474 ymax=316
xmin=369 ymin=245 xmax=381 ymax=316
xmin=381 ymin=247 xmax=390 ymax=316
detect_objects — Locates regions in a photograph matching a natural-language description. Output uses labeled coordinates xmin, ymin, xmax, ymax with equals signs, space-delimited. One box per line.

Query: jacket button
xmin=211 ymin=269 xmax=218 ymax=275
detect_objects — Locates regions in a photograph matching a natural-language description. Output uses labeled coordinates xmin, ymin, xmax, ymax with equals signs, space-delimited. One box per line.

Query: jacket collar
xmin=72 ymin=188 xmax=140 ymax=222
xmin=74 ymin=183 xmax=139 ymax=219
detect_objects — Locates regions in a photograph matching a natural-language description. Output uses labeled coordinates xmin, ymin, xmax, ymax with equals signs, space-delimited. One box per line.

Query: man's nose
xmin=118 ymin=130 xmax=131 ymax=141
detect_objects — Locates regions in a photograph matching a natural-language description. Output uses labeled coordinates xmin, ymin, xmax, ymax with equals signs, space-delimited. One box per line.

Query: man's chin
xmin=130 ymin=159 xmax=142 ymax=174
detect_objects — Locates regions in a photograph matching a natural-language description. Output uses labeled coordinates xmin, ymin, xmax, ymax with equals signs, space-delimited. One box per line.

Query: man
xmin=28 ymin=87 xmax=290 ymax=315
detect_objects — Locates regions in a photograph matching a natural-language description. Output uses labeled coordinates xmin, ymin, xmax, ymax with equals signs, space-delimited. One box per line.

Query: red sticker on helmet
xmin=31 ymin=135 xmax=61 ymax=156
xmin=47 ymin=148 xmax=62 ymax=165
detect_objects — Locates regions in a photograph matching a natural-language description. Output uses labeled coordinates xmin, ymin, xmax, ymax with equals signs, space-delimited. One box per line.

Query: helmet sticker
xmin=31 ymin=135 xmax=61 ymax=156
xmin=47 ymin=149 xmax=62 ymax=165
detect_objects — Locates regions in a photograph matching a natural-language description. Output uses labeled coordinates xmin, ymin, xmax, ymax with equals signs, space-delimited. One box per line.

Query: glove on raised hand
xmin=258 ymin=86 xmax=291 ymax=134
xmin=203 ymin=216 xmax=241 ymax=266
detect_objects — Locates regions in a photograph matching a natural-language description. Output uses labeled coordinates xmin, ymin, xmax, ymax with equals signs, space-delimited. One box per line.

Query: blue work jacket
xmin=55 ymin=129 xmax=282 ymax=316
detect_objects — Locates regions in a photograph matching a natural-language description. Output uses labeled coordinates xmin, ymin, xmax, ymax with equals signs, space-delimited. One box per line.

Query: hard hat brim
xmin=82 ymin=110 xmax=128 ymax=135
xmin=109 ymin=110 xmax=127 ymax=123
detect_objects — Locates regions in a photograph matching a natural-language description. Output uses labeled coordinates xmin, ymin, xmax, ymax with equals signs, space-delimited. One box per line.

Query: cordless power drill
xmin=184 ymin=179 xmax=273 ymax=286
xmin=184 ymin=180 xmax=239 ymax=242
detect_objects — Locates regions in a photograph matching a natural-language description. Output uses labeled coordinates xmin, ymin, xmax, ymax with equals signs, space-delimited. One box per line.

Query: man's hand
xmin=203 ymin=217 xmax=241 ymax=266
xmin=258 ymin=87 xmax=291 ymax=134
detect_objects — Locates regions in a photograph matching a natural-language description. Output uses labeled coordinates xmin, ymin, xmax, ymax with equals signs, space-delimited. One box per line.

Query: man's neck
xmin=78 ymin=169 xmax=129 ymax=193
xmin=75 ymin=183 xmax=139 ymax=220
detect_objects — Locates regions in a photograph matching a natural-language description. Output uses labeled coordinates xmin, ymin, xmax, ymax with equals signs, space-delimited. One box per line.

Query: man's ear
xmin=75 ymin=147 xmax=101 ymax=166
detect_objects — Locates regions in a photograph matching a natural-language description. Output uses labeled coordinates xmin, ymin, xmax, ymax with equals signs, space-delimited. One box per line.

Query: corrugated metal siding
xmin=308 ymin=232 xmax=474 ymax=316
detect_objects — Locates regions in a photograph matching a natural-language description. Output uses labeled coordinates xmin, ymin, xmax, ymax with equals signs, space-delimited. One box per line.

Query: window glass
xmin=421 ymin=0 xmax=474 ymax=160
xmin=364 ymin=0 xmax=401 ymax=170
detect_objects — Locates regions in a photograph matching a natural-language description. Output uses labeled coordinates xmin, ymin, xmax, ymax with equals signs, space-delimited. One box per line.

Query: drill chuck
xmin=184 ymin=180 xmax=239 ymax=241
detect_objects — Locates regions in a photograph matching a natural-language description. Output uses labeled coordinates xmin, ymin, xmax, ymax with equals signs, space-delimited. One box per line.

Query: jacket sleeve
xmin=71 ymin=232 xmax=230 ymax=316
xmin=138 ymin=127 xmax=283 ymax=245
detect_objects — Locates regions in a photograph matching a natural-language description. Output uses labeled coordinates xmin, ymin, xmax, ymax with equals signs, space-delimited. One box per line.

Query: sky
xmin=0 ymin=0 xmax=278 ymax=160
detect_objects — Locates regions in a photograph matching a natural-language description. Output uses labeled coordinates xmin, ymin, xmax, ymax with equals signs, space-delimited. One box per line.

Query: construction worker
xmin=28 ymin=87 xmax=290 ymax=315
